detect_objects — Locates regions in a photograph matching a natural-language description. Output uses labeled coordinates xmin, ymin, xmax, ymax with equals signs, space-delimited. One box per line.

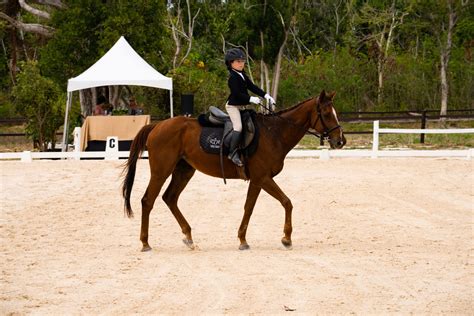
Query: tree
xmin=407 ymin=0 xmax=470 ymax=118
xmin=0 ymin=0 xmax=61 ymax=37
xmin=167 ymin=0 xmax=201 ymax=70
xmin=438 ymin=1 xmax=457 ymax=119
xmin=222 ymin=0 xmax=300 ymax=107
xmin=13 ymin=61 xmax=63 ymax=151
xmin=41 ymin=0 xmax=168 ymax=116
xmin=0 ymin=0 xmax=64 ymax=82
xmin=427 ymin=0 xmax=469 ymax=118
xmin=355 ymin=1 xmax=409 ymax=105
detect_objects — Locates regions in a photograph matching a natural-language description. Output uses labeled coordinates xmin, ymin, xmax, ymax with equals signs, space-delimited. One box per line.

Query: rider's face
xmin=231 ymin=59 xmax=245 ymax=71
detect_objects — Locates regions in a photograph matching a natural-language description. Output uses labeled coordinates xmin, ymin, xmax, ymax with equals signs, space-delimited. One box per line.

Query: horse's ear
xmin=319 ymin=90 xmax=326 ymax=101
xmin=329 ymin=91 xmax=336 ymax=100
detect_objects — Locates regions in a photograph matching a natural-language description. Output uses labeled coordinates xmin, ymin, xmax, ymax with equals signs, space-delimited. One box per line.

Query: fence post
xmin=320 ymin=148 xmax=330 ymax=160
xmin=371 ymin=120 xmax=379 ymax=158
xmin=420 ymin=110 xmax=427 ymax=143
xmin=73 ymin=127 xmax=81 ymax=160
xmin=21 ymin=151 xmax=32 ymax=163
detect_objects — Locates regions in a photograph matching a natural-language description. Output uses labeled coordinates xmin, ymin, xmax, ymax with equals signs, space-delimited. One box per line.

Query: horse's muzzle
xmin=330 ymin=134 xmax=346 ymax=149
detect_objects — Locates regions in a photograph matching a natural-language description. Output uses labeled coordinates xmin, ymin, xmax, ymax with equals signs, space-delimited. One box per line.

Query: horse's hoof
xmin=281 ymin=238 xmax=293 ymax=250
xmin=182 ymin=238 xmax=195 ymax=250
xmin=239 ymin=243 xmax=250 ymax=250
xmin=141 ymin=245 xmax=152 ymax=252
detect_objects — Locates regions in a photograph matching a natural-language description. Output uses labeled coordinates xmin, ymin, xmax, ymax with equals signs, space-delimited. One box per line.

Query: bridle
xmin=309 ymin=103 xmax=343 ymax=141
xmin=261 ymin=98 xmax=343 ymax=141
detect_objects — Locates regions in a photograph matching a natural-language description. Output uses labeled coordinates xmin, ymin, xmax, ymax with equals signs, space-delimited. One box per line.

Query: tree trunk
xmin=439 ymin=53 xmax=448 ymax=118
xmin=109 ymin=85 xmax=121 ymax=108
xmin=79 ymin=89 xmax=93 ymax=117
xmin=9 ymin=26 xmax=18 ymax=83
xmin=168 ymin=0 xmax=200 ymax=70
xmin=439 ymin=7 xmax=456 ymax=119
xmin=169 ymin=9 xmax=181 ymax=70
xmin=5 ymin=0 xmax=21 ymax=83
xmin=271 ymin=29 xmax=288 ymax=106
xmin=259 ymin=31 xmax=265 ymax=91
xmin=91 ymin=87 xmax=97 ymax=109
xmin=377 ymin=57 xmax=384 ymax=106
xmin=0 ymin=39 xmax=15 ymax=84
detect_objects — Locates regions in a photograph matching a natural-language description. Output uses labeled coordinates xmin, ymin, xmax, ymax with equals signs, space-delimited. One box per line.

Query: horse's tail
xmin=122 ymin=123 xmax=156 ymax=218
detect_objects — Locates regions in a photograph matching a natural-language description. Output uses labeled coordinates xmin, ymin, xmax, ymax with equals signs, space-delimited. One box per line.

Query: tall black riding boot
xmin=228 ymin=130 xmax=243 ymax=167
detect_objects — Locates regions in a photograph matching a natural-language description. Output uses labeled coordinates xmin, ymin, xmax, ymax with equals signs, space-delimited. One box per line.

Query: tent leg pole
xmin=62 ymin=92 xmax=73 ymax=152
xmin=170 ymin=89 xmax=173 ymax=118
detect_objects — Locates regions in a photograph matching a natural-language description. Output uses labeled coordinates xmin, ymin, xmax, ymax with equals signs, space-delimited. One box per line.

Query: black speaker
xmin=181 ymin=94 xmax=194 ymax=117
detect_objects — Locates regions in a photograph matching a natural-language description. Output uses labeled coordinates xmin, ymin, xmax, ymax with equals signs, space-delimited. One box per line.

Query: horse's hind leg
xmin=140 ymin=174 xmax=168 ymax=252
xmin=162 ymin=159 xmax=196 ymax=249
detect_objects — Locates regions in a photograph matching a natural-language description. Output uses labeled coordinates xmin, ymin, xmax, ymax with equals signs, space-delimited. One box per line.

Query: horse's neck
xmin=267 ymin=99 xmax=315 ymax=153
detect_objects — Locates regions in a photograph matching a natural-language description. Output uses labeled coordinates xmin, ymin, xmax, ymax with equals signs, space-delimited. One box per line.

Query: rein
xmin=260 ymin=100 xmax=342 ymax=141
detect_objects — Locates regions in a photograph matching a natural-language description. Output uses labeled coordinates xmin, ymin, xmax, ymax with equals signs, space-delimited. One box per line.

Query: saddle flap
xmin=200 ymin=109 xmax=259 ymax=158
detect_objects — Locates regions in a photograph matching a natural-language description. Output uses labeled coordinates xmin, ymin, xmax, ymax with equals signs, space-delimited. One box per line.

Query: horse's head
xmin=312 ymin=90 xmax=346 ymax=149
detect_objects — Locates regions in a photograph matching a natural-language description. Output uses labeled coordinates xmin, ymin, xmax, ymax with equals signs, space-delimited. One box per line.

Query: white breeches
xmin=225 ymin=104 xmax=246 ymax=132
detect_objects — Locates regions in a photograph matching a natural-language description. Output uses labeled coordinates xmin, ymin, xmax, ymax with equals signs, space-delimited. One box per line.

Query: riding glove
xmin=249 ymin=96 xmax=261 ymax=105
xmin=264 ymin=94 xmax=276 ymax=105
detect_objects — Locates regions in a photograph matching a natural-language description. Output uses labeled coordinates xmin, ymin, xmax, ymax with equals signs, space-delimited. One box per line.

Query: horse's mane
xmin=257 ymin=97 xmax=315 ymax=118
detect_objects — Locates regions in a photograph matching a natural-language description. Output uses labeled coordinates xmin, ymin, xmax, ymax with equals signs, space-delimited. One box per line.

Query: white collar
xmin=232 ymin=69 xmax=245 ymax=80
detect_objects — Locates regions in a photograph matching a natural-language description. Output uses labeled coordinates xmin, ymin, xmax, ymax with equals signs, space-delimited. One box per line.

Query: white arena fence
xmin=0 ymin=121 xmax=472 ymax=162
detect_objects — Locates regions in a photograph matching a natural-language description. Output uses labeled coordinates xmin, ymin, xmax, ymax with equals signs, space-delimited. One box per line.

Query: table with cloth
xmin=80 ymin=115 xmax=151 ymax=151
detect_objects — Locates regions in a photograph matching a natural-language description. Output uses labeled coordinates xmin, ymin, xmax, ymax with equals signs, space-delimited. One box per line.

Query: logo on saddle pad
xmin=198 ymin=109 xmax=259 ymax=156
xmin=208 ymin=135 xmax=221 ymax=148
xmin=201 ymin=127 xmax=223 ymax=153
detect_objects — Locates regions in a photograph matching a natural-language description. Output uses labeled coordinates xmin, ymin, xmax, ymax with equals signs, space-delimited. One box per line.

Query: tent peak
xmin=67 ymin=36 xmax=172 ymax=92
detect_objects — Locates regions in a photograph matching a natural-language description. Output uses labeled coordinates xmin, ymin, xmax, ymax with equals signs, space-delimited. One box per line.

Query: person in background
xmin=128 ymin=97 xmax=139 ymax=115
xmin=94 ymin=95 xmax=106 ymax=115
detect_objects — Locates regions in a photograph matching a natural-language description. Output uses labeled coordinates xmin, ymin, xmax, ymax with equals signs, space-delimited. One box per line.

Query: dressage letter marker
xmin=105 ymin=136 xmax=119 ymax=160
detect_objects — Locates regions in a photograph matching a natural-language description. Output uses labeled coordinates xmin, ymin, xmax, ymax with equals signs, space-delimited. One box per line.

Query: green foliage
xmin=68 ymin=100 xmax=83 ymax=128
xmin=278 ymin=48 xmax=370 ymax=112
xmin=12 ymin=61 xmax=64 ymax=151
xmin=41 ymin=0 xmax=168 ymax=86
xmin=171 ymin=55 xmax=228 ymax=115
xmin=40 ymin=0 xmax=108 ymax=88
xmin=0 ymin=94 xmax=17 ymax=118
xmin=1 ymin=0 xmax=472 ymax=126
xmin=99 ymin=0 xmax=168 ymax=72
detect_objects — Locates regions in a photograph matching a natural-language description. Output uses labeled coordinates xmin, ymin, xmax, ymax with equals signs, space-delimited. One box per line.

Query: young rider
xmin=224 ymin=48 xmax=275 ymax=166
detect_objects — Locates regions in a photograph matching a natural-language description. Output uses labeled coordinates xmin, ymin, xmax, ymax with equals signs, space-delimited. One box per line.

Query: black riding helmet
xmin=225 ymin=48 xmax=246 ymax=69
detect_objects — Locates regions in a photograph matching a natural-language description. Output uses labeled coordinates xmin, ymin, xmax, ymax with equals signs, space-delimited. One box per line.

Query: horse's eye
xmin=323 ymin=112 xmax=332 ymax=119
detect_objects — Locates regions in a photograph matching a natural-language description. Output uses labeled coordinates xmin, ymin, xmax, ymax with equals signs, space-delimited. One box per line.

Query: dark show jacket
xmin=227 ymin=70 xmax=266 ymax=105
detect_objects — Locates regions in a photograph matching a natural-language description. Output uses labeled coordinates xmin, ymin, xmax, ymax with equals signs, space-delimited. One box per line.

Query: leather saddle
xmin=198 ymin=106 xmax=259 ymax=157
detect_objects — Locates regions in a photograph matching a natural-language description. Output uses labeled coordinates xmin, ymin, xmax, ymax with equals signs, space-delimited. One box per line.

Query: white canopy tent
xmin=62 ymin=36 xmax=173 ymax=151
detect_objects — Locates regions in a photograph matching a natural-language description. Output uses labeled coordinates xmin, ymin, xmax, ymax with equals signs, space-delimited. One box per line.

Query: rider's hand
xmin=249 ymin=96 xmax=261 ymax=105
xmin=264 ymin=94 xmax=275 ymax=105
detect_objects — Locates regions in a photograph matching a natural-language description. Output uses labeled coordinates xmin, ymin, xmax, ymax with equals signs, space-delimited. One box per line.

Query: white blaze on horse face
xmin=332 ymin=107 xmax=340 ymax=124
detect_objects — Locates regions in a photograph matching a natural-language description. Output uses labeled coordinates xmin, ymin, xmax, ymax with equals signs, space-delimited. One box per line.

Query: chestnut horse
xmin=122 ymin=90 xmax=346 ymax=251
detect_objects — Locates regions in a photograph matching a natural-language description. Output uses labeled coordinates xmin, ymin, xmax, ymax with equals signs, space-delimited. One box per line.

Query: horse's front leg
xmin=261 ymin=177 xmax=293 ymax=249
xmin=238 ymin=182 xmax=261 ymax=250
